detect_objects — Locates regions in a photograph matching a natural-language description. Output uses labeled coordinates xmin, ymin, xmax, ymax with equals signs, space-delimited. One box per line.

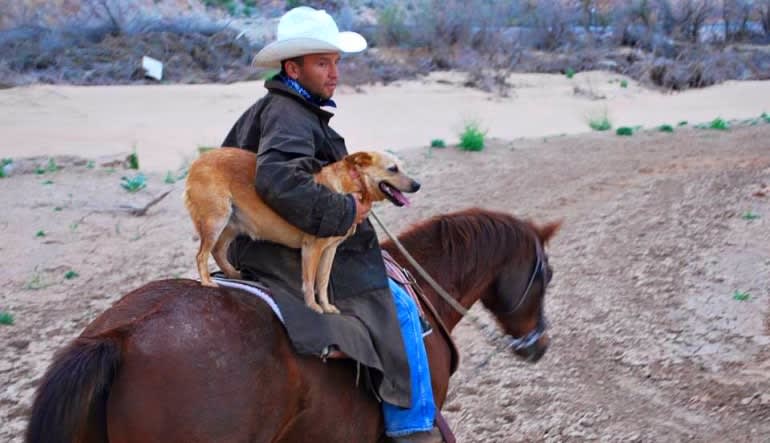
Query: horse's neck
xmin=420 ymin=270 xmax=489 ymax=332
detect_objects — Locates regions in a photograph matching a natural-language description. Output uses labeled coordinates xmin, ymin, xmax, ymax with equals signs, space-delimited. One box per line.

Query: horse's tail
xmin=25 ymin=336 xmax=121 ymax=443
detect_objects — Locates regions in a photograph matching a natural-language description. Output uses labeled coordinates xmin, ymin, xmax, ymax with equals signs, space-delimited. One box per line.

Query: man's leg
xmin=382 ymin=278 xmax=437 ymax=438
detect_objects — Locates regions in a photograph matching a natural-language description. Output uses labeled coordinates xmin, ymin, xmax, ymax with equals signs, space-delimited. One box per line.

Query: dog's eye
xmin=388 ymin=165 xmax=399 ymax=173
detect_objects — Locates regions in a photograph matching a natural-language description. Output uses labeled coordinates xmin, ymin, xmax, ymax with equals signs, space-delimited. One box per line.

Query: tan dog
xmin=183 ymin=148 xmax=420 ymax=314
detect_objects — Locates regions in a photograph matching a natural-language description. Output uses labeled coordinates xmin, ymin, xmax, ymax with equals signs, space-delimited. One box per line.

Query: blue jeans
xmin=382 ymin=278 xmax=436 ymax=436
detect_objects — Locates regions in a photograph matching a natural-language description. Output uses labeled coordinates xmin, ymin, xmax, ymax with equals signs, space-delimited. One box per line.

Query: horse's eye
xmin=388 ymin=165 xmax=399 ymax=173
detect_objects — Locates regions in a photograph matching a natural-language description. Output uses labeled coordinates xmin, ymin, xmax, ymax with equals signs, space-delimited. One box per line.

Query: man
xmin=221 ymin=6 xmax=441 ymax=442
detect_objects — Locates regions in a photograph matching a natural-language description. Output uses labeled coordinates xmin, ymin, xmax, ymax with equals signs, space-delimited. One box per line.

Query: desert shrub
xmin=376 ymin=5 xmax=410 ymax=47
xmin=458 ymin=122 xmax=485 ymax=151
xmin=589 ymin=114 xmax=612 ymax=131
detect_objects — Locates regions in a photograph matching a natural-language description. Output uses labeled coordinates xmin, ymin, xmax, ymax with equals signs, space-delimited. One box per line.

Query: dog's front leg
xmin=301 ymin=239 xmax=325 ymax=314
xmin=315 ymin=242 xmax=342 ymax=314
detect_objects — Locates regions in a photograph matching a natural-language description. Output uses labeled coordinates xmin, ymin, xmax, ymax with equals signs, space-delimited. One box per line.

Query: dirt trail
xmin=1 ymin=125 xmax=769 ymax=442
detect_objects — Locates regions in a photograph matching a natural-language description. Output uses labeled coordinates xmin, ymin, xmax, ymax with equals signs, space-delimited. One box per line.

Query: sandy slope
xmin=0 ymin=118 xmax=768 ymax=441
xmin=1 ymin=72 xmax=768 ymax=172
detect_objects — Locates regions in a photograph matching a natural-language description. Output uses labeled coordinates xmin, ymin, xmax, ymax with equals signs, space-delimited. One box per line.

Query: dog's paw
xmin=307 ymin=302 xmax=325 ymax=314
xmin=200 ymin=279 xmax=219 ymax=288
xmin=321 ymin=304 xmax=341 ymax=314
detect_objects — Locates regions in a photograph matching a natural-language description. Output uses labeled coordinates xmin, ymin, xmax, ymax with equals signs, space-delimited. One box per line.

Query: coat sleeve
xmin=253 ymin=104 xmax=356 ymax=238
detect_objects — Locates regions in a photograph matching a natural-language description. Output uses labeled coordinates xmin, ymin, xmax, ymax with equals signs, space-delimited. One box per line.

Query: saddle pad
xmin=211 ymin=276 xmax=285 ymax=324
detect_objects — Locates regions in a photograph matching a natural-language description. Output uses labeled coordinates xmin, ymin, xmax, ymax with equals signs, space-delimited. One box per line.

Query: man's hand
xmin=352 ymin=193 xmax=371 ymax=224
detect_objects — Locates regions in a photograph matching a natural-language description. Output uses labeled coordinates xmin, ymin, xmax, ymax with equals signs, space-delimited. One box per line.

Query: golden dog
xmin=183 ymin=148 xmax=420 ymax=314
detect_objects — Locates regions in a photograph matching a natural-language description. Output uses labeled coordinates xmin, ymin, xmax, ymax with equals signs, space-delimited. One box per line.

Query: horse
xmin=25 ymin=208 xmax=560 ymax=443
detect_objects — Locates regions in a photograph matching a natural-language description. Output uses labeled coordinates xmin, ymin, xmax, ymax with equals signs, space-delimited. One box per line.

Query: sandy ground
xmin=1 ymin=71 xmax=769 ymax=173
xmin=0 ymin=78 xmax=769 ymax=442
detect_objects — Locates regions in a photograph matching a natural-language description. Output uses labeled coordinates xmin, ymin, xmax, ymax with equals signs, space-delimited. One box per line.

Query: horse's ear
xmin=537 ymin=220 xmax=562 ymax=245
xmin=345 ymin=152 xmax=373 ymax=168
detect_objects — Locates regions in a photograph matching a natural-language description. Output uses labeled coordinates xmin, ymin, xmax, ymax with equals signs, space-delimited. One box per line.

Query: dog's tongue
xmin=392 ymin=189 xmax=411 ymax=207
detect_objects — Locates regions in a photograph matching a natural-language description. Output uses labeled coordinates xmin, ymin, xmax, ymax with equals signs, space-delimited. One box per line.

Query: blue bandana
xmin=275 ymin=73 xmax=337 ymax=108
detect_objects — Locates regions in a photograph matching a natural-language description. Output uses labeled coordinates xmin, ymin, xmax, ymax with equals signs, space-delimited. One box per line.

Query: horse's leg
xmin=274 ymin=357 xmax=383 ymax=442
xmin=314 ymin=243 xmax=342 ymax=314
xmin=211 ymin=224 xmax=241 ymax=279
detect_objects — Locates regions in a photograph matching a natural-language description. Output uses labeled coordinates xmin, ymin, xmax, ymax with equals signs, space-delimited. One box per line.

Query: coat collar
xmin=264 ymin=79 xmax=335 ymax=122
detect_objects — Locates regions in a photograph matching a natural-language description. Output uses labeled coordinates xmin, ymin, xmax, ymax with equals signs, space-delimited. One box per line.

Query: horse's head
xmin=480 ymin=220 xmax=561 ymax=363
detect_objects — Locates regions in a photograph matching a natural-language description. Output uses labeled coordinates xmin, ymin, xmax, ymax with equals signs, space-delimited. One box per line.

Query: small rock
xmin=8 ymin=340 xmax=29 ymax=350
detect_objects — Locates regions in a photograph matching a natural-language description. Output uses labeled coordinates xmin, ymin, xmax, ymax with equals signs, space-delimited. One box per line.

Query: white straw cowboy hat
xmin=252 ymin=6 xmax=367 ymax=68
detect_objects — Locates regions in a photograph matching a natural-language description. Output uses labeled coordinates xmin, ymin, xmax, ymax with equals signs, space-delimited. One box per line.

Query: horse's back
xmin=103 ymin=279 xmax=382 ymax=442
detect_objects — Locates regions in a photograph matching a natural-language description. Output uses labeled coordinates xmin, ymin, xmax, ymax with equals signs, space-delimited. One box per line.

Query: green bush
xmin=589 ymin=116 xmax=612 ymax=131
xmin=708 ymin=117 xmax=729 ymax=130
xmin=458 ymin=122 xmax=485 ymax=151
xmin=565 ymin=67 xmax=576 ymax=79
xmin=616 ymin=126 xmax=633 ymax=136
xmin=658 ymin=124 xmax=674 ymax=132
xmin=430 ymin=139 xmax=446 ymax=148
xmin=620 ymin=79 xmax=628 ymax=88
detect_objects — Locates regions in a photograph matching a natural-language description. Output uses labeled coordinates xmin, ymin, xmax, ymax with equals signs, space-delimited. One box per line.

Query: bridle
xmin=371 ymin=210 xmax=549 ymax=356
xmin=489 ymin=235 xmax=549 ymax=353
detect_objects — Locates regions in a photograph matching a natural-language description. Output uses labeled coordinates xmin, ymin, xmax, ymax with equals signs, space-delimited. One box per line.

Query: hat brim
xmin=252 ymin=32 xmax=367 ymax=68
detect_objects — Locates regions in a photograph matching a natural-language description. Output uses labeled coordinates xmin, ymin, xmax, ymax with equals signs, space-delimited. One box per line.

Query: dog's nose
xmin=411 ymin=181 xmax=421 ymax=192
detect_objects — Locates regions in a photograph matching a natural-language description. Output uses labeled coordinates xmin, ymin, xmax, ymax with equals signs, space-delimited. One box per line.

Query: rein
xmin=370 ymin=210 xmax=546 ymax=360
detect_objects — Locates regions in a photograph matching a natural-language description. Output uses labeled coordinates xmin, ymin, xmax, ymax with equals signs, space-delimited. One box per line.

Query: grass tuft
xmin=565 ymin=67 xmax=576 ymax=79
xmin=458 ymin=122 xmax=485 ymax=151
xmin=64 ymin=270 xmax=79 ymax=280
xmin=733 ymin=291 xmax=750 ymax=301
xmin=121 ymin=173 xmax=147 ymax=193
xmin=658 ymin=124 xmax=674 ymax=132
xmin=127 ymin=150 xmax=140 ymax=170
xmin=697 ymin=117 xmax=730 ymax=130
xmin=0 ymin=311 xmax=13 ymax=326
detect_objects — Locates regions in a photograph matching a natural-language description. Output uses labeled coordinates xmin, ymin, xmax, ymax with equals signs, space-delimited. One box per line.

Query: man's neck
xmin=275 ymin=73 xmax=337 ymax=108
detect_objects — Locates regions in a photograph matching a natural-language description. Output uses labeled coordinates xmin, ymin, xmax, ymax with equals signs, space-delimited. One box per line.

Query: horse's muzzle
xmin=509 ymin=326 xmax=549 ymax=363
xmin=516 ymin=334 xmax=549 ymax=363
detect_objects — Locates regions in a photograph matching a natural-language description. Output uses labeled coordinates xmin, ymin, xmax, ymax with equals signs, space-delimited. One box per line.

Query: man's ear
xmin=284 ymin=60 xmax=301 ymax=79
xmin=345 ymin=152 xmax=373 ymax=168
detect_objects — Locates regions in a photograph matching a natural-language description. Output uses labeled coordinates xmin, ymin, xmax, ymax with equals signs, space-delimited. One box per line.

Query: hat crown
xmin=277 ymin=7 xmax=339 ymax=42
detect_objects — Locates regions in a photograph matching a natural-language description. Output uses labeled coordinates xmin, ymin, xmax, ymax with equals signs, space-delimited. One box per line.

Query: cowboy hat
xmin=252 ymin=6 xmax=367 ymax=68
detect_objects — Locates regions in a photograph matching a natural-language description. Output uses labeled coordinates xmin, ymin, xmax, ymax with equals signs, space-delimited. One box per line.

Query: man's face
xmin=285 ymin=52 xmax=341 ymax=100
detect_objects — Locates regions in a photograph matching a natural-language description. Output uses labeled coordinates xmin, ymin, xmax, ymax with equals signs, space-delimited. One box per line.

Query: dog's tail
xmin=25 ymin=336 xmax=121 ymax=443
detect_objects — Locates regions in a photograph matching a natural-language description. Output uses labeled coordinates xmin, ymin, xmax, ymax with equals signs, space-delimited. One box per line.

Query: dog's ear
xmin=345 ymin=152 xmax=373 ymax=168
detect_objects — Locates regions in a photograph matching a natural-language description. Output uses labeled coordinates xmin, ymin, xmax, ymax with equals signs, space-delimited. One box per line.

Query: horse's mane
xmin=384 ymin=208 xmax=537 ymax=293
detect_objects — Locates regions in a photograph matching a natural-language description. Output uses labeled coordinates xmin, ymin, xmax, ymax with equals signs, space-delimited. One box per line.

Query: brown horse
xmin=26 ymin=208 xmax=560 ymax=443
